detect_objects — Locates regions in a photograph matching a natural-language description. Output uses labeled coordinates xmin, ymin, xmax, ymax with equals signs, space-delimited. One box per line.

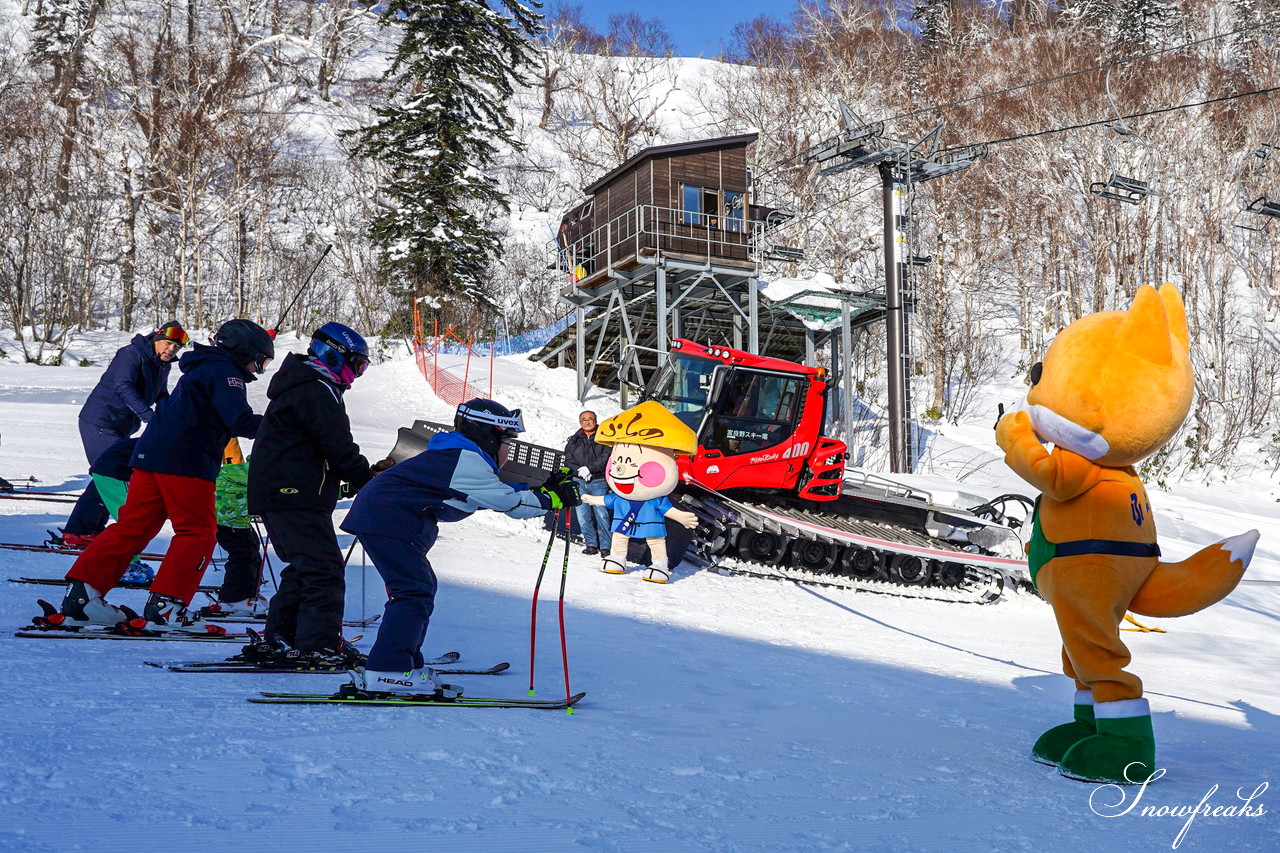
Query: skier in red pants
xmin=61 ymin=320 xmax=273 ymax=627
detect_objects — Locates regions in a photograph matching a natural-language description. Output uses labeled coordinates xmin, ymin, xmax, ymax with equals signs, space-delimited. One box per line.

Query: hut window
xmin=725 ymin=191 xmax=745 ymax=233
xmin=681 ymin=184 xmax=724 ymax=228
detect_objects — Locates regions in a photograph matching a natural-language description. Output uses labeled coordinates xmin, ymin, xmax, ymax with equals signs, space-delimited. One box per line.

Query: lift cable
xmin=752 ymin=22 xmax=1270 ymax=186
xmin=953 ymin=83 xmax=1280 ymax=152
xmin=878 ymin=24 xmax=1259 ymax=127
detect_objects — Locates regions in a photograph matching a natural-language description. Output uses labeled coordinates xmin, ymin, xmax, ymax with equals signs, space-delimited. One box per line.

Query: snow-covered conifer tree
xmin=347 ymin=0 xmax=540 ymax=317
xmin=1111 ymin=0 xmax=1179 ymax=52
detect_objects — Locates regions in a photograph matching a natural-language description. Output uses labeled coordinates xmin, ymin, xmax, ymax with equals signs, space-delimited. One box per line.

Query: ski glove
xmin=371 ymin=457 xmax=396 ymax=474
xmin=577 ymin=466 xmax=591 ymax=481
xmin=538 ymin=467 xmax=581 ymax=510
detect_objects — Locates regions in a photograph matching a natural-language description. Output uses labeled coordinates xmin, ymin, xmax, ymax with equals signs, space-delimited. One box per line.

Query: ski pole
xmin=340 ymin=538 xmax=360 ymax=621
xmin=528 ymin=510 xmax=561 ymax=696
xmin=262 ymin=529 xmax=278 ymax=592
xmin=253 ymin=520 xmax=269 ymax=597
xmin=558 ymin=506 xmax=574 ymax=714
xmin=271 ymin=243 xmax=333 ymax=333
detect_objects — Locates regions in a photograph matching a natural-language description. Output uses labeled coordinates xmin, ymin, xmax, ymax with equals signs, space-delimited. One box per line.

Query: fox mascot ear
xmin=1158 ymin=282 xmax=1190 ymax=353
xmin=1114 ymin=285 xmax=1174 ymax=366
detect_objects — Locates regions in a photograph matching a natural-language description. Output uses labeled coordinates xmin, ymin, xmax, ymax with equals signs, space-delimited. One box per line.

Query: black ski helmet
xmin=213 ymin=319 xmax=275 ymax=375
xmin=454 ymin=398 xmax=524 ymax=460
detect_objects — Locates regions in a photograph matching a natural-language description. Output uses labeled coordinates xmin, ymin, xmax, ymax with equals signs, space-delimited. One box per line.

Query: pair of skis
xmin=247 ymin=652 xmax=581 ymax=708
xmin=154 ymin=648 xmax=582 ymax=710
xmin=1 ymin=541 xmax=167 ymax=561
xmin=17 ymin=599 xmax=251 ymax=642
xmin=0 ymin=491 xmax=79 ymax=504
xmin=148 ymin=657 xmax=508 ymax=676
xmin=250 ymin=688 xmax=585 ymax=710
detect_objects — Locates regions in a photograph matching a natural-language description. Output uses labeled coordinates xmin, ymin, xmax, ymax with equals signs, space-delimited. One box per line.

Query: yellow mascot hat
xmin=1026 ymin=283 xmax=1192 ymax=468
xmin=595 ymin=401 xmax=698 ymax=456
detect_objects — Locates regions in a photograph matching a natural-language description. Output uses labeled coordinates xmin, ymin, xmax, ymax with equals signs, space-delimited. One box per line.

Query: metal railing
xmin=548 ymin=204 xmax=769 ymax=285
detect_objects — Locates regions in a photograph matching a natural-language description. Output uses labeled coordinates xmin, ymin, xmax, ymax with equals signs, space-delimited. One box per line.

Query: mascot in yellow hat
xmin=583 ymin=401 xmax=699 ymax=584
xmin=996 ymin=283 xmax=1259 ymax=785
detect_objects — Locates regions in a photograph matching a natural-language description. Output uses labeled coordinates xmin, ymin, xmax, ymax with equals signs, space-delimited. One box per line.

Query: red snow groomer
xmin=642 ymin=339 xmax=1034 ymax=603
xmin=658 ymin=340 xmax=848 ymax=501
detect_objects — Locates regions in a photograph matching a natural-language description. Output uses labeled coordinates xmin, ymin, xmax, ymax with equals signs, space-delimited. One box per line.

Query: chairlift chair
xmin=1234 ymin=100 xmax=1280 ymax=233
xmin=1090 ymin=67 xmax=1161 ymax=205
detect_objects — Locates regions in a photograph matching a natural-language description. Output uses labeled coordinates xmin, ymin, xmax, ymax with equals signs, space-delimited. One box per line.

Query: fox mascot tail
xmin=1129 ymin=531 xmax=1259 ymax=618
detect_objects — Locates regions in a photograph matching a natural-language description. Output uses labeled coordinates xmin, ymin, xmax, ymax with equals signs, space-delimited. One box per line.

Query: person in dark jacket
xmin=565 ymin=410 xmax=613 ymax=555
xmin=336 ymin=399 xmax=580 ymax=696
xmin=61 ymin=322 xmax=188 ymax=546
xmin=246 ymin=323 xmax=379 ymax=666
xmin=61 ymin=319 xmax=271 ymax=628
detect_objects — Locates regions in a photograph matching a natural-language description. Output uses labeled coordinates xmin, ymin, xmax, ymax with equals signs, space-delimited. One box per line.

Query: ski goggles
xmin=252 ymin=353 xmax=273 ymax=374
xmin=347 ymin=352 xmax=370 ymax=377
xmin=154 ymin=325 xmax=190 ymax=347
xmin=459 ymin=404 xmax=525 ymax=434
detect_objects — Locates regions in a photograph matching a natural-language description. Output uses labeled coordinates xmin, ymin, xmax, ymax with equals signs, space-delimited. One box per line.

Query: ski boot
xmin=271 ymin=637 xmax=365 ymax=671
xmin=228 ymin=629 xmax=285 ymax=664
xmin=60 ymin=579 xmax=127 ymax=626
xmin=120 ymin=557 xmax=156 ymax=584
xmin=353 ymin=666 xmax=462 ymax=699
xmin=143 ymin=593 xmax=201 ymax=628
xmin=60 ymin=532 xmax=97 ymax=549
xmin=198 ymin=596 xmax=265 ymax=619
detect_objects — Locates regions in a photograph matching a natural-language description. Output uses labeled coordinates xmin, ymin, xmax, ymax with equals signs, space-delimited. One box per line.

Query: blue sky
xmin=563 ymin=0 xmax=799 ymax=57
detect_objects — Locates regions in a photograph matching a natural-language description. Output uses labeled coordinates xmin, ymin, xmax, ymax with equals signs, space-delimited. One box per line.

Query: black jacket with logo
xmin=247 ymin=352 xmax=371 ymax=513
xmin=564 ymin=429 xmax=610 ymax=478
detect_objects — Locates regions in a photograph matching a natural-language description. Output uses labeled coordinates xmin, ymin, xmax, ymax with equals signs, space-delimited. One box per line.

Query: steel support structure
xmin=882 ymin=166 xmax=909 ymax=474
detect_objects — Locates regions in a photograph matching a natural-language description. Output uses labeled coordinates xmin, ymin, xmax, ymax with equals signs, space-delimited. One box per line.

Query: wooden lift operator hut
xmin=538 ymin=133 xmax=886 ymax=436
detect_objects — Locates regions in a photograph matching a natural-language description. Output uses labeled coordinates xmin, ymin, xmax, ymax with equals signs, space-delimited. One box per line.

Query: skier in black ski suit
xmin=246 ymin=323 xmax=381 ymax=666
xmin=339 ymin=399 xmax=581 ymax=695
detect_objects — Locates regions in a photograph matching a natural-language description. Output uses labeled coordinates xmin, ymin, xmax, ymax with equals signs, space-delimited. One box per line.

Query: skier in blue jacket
xmin=339 ymin=399 xmax=581 ymax=696
xmin=60 ymin=322 xmax=188 ymax=546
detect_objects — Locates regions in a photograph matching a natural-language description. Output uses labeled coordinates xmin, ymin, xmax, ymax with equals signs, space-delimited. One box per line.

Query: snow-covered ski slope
xmin=1 ymin=335 xmax=1278 ymax=852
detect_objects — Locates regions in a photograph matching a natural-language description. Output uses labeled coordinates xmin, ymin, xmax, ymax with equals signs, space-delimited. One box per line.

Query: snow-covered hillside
xmin=0 ymin=339 xmax=1278 ymax=852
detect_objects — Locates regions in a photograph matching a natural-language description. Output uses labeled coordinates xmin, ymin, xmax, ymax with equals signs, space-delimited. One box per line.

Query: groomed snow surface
xmin=1 ymin=336 xmax=1277 ymax=852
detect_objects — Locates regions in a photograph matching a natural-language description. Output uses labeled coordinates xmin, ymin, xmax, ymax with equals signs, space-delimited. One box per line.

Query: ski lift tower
xmin=804 ymin=101 xmax=985 ymax=473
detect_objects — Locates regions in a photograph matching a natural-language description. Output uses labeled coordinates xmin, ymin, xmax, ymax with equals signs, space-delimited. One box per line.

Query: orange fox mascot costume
xmin=995 ymin=283 xmax=1259 ymax=785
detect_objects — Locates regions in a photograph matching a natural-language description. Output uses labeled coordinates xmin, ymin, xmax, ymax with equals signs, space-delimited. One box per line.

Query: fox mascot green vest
xmin=995 ymin=283 xmax=1259 ymax=785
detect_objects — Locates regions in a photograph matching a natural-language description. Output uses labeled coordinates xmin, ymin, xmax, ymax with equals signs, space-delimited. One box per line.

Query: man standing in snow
xmin=564 ymin=410 xmax=611 ymax=556
xmin=59 ymin=322 xmax=188 ymax=547
xmin=339 ymin=399 xmax=581 ymax=695
xmin=244 ymin=323 xmax=380 ymax=668
xmin=61 ymin=319 xmax=272 ymax=628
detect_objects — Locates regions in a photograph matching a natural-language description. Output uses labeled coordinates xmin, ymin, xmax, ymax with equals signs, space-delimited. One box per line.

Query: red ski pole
xmin=558 ymin=506 xmax=574 ymax=713
xmin=528 ymin=510 xmax=560 ymax=696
